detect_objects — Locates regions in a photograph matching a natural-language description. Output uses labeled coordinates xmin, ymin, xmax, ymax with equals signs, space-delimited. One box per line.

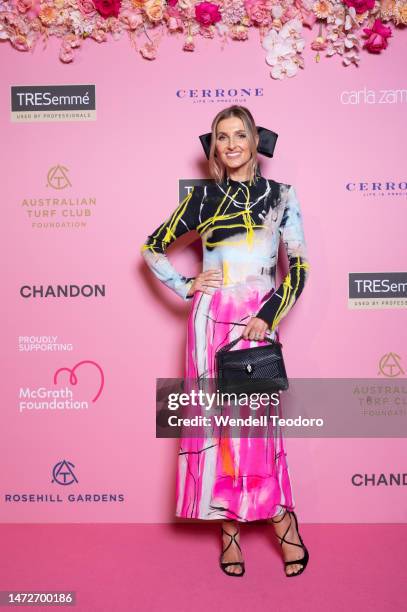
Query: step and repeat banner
xmin=1 ymin=31 xmax=406 ymax=524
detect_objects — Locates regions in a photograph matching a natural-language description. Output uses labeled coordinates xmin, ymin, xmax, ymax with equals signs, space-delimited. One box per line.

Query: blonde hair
xmin=208 ymin=105 xmax=260 ymax=185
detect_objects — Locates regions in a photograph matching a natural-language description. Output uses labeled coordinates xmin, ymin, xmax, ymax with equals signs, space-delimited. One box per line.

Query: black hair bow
xmin=199 ymin=126 xmax=278 ymax=159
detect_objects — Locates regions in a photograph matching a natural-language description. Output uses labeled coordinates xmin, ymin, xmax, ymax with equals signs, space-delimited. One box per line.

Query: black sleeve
xmin=140 ymin=185 xmax=204 ymax=301
xmin=256 ymin=185 xmax=310 ymax=329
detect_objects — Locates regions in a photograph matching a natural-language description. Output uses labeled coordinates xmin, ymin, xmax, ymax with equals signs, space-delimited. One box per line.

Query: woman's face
xmin=215 ymin=116 xmax=256 ymax=175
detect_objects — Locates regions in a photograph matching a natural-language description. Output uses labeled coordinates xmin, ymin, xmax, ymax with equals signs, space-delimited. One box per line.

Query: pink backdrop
xmin=1 ymin=29 xmax=406 ymax=523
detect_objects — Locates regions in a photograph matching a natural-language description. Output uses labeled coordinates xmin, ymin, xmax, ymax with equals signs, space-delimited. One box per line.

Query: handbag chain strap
xmin=217 ymin=333 xmax=280 ymax=354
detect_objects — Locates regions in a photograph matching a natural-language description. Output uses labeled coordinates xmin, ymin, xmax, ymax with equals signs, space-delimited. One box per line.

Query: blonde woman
xmin=141 ymin=105 xmax=310 ymax=577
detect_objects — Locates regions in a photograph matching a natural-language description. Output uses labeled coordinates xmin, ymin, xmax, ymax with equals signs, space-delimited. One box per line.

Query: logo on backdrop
xmin=18 ymin=359 xmax=104 ymax=413
xmin=53 ymin=460 xmax=78 ymax=486
xmin=179 ymin=178 xmax=210 ymax=201
xmin=20 ymin=165 xmax=97 ymax=231
xmin=378 ymin=353 xmax=405 ymax=378
xmin=19 ymin=284 xmax=106 ymax=298
xmin=345 ymin=180 xmax=407 ymax=198
xmin=348 ymin=272 xmax=407 ymax=309
xmin=176 ymin=86 xmax=264 ymax=104
xmin=4 ymin=461 xmax=125 ymax=504
xmin=340 ymin=87 xmax=407 ymax=105
xmin=10 ymin=85 xmax=96 ymax=122
xmin=351 ymin=473 xmax=407 ymax=486
xmin=47 ymin=165 xmax=72 ymax=190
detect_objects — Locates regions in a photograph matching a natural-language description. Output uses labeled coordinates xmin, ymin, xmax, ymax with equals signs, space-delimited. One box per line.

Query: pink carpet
xmin=1 ymin=524 xmax=405 ymax=611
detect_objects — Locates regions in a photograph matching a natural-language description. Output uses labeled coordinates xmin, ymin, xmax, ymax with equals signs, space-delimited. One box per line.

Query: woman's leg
xmin=269 ymin=506 xmax=308 ymax=576
xmin=220 ymin=520 xmax=244 ymax=576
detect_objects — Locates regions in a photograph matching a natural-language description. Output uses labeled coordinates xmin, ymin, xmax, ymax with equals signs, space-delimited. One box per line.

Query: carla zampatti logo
xmin=348 ymin=272 xmax=407 ymax=309
xmin=11 ymin=85 xmax=96 ymax=122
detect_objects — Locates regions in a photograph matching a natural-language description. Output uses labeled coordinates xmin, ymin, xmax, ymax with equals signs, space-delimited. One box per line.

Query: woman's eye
xmin=239 ymin=134 xmax=247 ymax=138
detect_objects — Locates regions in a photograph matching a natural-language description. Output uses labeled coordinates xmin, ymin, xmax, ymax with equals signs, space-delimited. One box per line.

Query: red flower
xmin=343 ymin=0 xmax=375 ymax=14
xmin=362 ymin=19 xmax=392 ymax=53
xmin=94 ymin=0 xmax=121 ymax=19
xmin=195 ymin=1 xmax=221 ymax=27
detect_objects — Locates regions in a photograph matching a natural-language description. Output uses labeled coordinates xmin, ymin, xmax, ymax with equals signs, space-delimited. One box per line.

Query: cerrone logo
xmin=345 ymin=180 xmax=407 ymax=197
xmin=11 ymin=84 xmax=96 ymax=122
xmin=176 ymin=87 xmax=264 ymax=103
xmin=378 ymin=353 xmax=405 ymax=378
xmin=348 ymin=272 xmax=407 ymax=309
xmin=21 ymin=166 xmax=97 ymax=230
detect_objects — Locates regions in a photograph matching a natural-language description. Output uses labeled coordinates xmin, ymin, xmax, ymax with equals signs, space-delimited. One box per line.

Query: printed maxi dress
xmin=141 ymin=174 xmax=310 ymax=522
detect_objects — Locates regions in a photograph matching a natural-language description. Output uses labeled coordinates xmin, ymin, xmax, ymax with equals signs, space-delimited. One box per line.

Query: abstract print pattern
xmin=141 ymin=174 xmax=310 ymax=521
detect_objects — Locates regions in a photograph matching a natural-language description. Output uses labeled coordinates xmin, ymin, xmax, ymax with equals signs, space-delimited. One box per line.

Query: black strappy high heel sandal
xmin=271 ymin=509 xmax=309 ymax=577
xmin=219 ymin=523 xmax=245 ymax=577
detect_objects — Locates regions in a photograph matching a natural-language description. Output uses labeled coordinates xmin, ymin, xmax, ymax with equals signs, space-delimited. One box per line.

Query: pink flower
xmin=59 ymin=42 xmax=75 ymax=63
xmin=77 ymin=0 xmax=97 ymax=17
xmin=362 ymin=18 xmax=392 ymax=53
xmin=195 ymin=2 xmax=221 ymax=26
xmin=15 ymin=0 xmax=32 ymax=14
xmin=120 ymin=8 xmax=143 ymax=30
xmin=183 ymin=34 xmax=195 ymax=50
xmin=343 ymin=0 xmax=374 ymax=14
xmin=167 ymin=15 xmax=183 ymax=31
xmin=140 ymin=40 xmax=158 ymax=59
xmin=244 ymin=0 xmax=272 ymax=26
xmin=167 ymin=0 xmax=178 ymax=5
xmin=93 ymin=0 xmax=121 ymax=19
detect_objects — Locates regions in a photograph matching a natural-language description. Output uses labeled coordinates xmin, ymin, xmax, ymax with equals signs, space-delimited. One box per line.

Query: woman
xmin=140 ymin=105 xmax=310 ymax=578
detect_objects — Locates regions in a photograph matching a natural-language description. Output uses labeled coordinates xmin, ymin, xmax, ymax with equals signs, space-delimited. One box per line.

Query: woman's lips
xmin=226 ymin=152 xmax=241 ymax=158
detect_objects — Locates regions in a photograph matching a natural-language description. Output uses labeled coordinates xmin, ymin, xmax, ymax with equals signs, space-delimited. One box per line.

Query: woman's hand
xmin=186 ymin=269 xmax=223 ymax=297
xmin=242 ymin=316 xmax=269 ymax=341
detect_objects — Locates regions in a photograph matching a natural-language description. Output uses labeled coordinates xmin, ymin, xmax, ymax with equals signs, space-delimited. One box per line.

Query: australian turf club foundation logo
xmin=20 ymin=164 xmax=97 ymax=231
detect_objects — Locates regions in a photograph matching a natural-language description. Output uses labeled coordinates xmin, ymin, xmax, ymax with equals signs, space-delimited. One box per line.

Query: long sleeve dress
xmin=140 ymin=173 xmax=310 ymax=522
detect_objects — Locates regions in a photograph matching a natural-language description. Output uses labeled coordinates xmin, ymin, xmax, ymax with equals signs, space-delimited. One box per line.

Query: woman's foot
xmin=219 ymin=520 xmax=245 ymax=577
xmin=270 ymin=508 xmax=309 ymax=577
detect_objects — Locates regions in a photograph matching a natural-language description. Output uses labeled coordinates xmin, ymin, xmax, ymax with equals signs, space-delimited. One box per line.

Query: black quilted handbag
xmin=215 ymin=333 xmax=289 ymax=395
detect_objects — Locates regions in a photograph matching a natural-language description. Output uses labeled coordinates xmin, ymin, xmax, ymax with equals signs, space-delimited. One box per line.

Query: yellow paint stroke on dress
xmin=141 ymin=188 xmax=195 ymax=253
xmin=222 ymin=260 xmax=230 ymax=286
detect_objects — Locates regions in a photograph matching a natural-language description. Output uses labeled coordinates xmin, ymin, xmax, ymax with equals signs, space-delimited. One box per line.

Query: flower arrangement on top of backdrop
xmin=0 ymin=0 xmax=405 ymax=78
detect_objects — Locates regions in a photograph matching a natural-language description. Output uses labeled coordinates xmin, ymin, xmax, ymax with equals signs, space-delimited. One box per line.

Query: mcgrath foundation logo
xmin=20 ymin=166 xmax=97 ymax=230
xmin=52 ymin=460 xmax=78 ymax=486
xmin=378 ymin=353 xmax=405 ymax=378
xmin=348 ymin=272 xmax=407 ymax=309
xmin=18 ymin=359 xmax=105 ymax=414
xmin=11 ymin=84 xmax=96 ymax=122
